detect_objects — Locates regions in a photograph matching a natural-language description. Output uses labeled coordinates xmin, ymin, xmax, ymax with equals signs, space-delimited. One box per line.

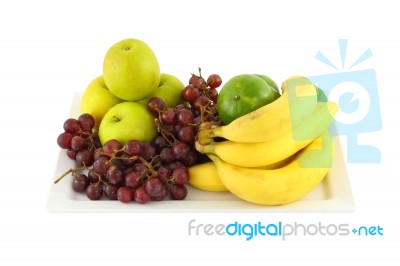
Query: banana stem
xmin=194 ymin=141 xmax=205 ymax=153
xmin=197 ymin=129 xmax=213 ymax=145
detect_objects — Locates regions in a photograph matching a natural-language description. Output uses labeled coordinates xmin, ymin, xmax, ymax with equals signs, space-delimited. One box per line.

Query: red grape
xmin=160 ymin=147 xmax=175 ymax=163
xmin=106 ymin=167 xmax=124 ymax=186
xmin=157 ymin=166 xmax=172 ymax=182
xmin=78 ymin=113 xmax=95 ymax=131
xmin=169 ymin=160 xmax=185 ymax=170
xmin=134 ymin=163 xmax=148 ymax=175
xmin=152 ymin=186 xmax=168 ymax=201
xmin=125 ymin=171 xmax=143 ymax=189
xmin=180 ymin=150 xmax=198 ymax=167
xmin=170 ymin=184 xmax=188 ymax=200
xmin=72 ymin=173 xmax=89 ymax=193
xmin=181 ymin=85 xmax=201 ymax=103
xmin=134 ymin=187 xmax=150 ymax=204
xmin=177 ymin=109 xmax=194 ymax=125
xmin=63 ymin=118 xmax=81 ymax=134
xmin=189 ymin=74 xmax=206 ymax=89
xmin=92 ymin=156 xmax=109 ymax=176
xmin=153 ymin=135 xmax=167 ymax=151
xmin=207 ymin=74 xmax=222 ymax=89
xmin=75 ymin=149 xmax=94 ymax=167
xmin=86 ymin=183 xmax=103 ymax=200
xmin=172 ymin=167 xmax=189 ymax=185
xmin=207 ymin=88 xmax=219 ymax=103
xmin=178 ymin=126 xmax=195 ymax=143
xmin=66 ymin=149 xmax=77 ymax=160
xmin=161 ymin=108 xmax=177 ymax=125
xmin=103 ymin=139 xmax=122 ymax=154
xmin=193 ymin=95 xmax=210 ymax=110
xmin=57 ymin=132 xmax=73 ymax=149
xmin=141 ymin=141 xmax=156 ymax=161
xmin=172 ymin=141 xmax=190 ymax=160
xmin=104 ymin=183 xmax=119 ymax=200
xmin=145 ymin=177 xmax=164 ymax=197
xmin=93 ymin=147 xmax=104 ymax=161
xmin=71 ymin=135 xmax=87 ymax=151
xmin=124 ymin=140 xmax=142 ymax=156
xmin=175 ymin=104 xmax=189 ymax=112
xmin=148 ymin=97 xmax=166 ymax=114
xmin=117 ymin=186 xmax=134 ymax=203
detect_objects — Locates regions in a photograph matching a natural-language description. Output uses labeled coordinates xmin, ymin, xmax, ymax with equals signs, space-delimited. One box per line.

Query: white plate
xmin=47 ymin=92 xmax=355 ymax=212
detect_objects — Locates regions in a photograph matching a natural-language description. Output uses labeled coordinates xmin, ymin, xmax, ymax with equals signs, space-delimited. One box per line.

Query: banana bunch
xmin=189 ymin=76 xmax=338 ymax=205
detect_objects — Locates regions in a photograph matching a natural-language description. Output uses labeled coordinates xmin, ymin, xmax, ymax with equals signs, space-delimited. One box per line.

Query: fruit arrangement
xmin=54 ymin=38 xmax=338 ymax=206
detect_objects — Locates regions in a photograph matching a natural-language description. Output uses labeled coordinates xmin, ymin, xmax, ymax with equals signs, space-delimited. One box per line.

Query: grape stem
xmin=54 ymin=166 xmax=87 ymax=184
xmin=155 ymin=118 xmax=177 ymax=145
xmin=138 ymin=157 xmax=159 ymax=178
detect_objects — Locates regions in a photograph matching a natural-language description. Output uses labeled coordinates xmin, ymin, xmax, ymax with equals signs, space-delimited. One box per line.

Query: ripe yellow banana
xmin=197 ymin=101 xmax=338 ymax=167
xmin=188 ymin=154 xmax=298 ymax=192
xmin=198 ymin=76 xmax=317 ymax=144
xmin=208 ymin=131 xmax=334 ymax=205
xmin=260 ymin=151 xmax=299 ymax=170
xmin=188 ymin=162 xmax=228 ymax=192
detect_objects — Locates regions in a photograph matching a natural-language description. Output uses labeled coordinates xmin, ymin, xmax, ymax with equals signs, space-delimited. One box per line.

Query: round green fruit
xmin=217 ymin=74 xmax=280 ymax=124
xmin=138 ymin=73 xmax=185 ymax=108
xmin=98 ymin=101 xmax=157 ymax=145
xmin=253 ymin=74 xmax=280 ymax=94
xmin=103 ymin=38 xmax=160 ymax=101
xmin=80 ymin=76 xmax=123 ymax=130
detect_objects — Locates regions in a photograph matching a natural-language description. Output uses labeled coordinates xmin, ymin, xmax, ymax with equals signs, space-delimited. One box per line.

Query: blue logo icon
xmin=308 ymin=39 xmax=382 ymax=163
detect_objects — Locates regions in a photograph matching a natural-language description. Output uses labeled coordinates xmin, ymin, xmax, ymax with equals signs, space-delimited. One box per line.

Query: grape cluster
xmin=147 ymin=69 xmax=223 ymax=166
xmin=56 ymin=114 xmax=101 ymax=167
xmin=61 ymin=138 xmax=190 ymax=202
xmin=55 ymin=69 xmax=222 ymax=204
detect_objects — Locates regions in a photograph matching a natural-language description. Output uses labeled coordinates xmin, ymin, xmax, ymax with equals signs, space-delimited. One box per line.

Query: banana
xmin=260 ymin=151 xmax=299 ymax=170
xmin=196 ymin=101 xmax=338 ymax=167
xmin=188 ymin=161 xmax=228 ymax=192
xmin=208 ymin=131 xmax=334 ymax=205
xmin=188 ymin=153 xmax=299 ymax=192
xmin=281 ymin=75 xmax=305 ymax=94
xmin=198 ymin=76 xmax=317 ymax=144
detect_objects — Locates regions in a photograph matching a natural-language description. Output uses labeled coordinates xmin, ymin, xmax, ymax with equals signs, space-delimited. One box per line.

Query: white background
xmin=1 ymin=0 xmax=399 ymax=264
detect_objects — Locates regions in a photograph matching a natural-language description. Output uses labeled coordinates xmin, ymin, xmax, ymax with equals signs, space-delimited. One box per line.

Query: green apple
xmin=80 ymin=76 xmax=123 ymax=130
xmin=138 ymin=73 xmax=185 ymax=108
xmin=98 ymin=101 xmax=157 ymax=145
xmin=103 ymin=38 xmax=160 ymax=101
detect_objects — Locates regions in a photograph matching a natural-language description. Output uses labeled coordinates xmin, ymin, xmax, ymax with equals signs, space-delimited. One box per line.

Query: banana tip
xmin=195 ymin=141 xmax=205 ymax=153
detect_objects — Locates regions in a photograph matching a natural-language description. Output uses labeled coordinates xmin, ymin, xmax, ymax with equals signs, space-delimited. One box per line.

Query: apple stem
xmin=112 ymin=115 xmax=121 ymax=122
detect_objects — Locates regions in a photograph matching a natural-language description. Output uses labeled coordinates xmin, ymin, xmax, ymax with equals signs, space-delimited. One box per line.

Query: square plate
xmin=47 ymin=92 xmax=355 ymax=212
